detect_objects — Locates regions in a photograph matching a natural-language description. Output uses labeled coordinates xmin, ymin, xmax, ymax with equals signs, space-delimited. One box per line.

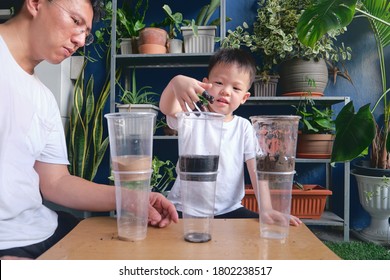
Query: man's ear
xmin=26 ymin=0 xmax=42 ymax=17
xmin=240 ymin=91 xmax=251 ymax=104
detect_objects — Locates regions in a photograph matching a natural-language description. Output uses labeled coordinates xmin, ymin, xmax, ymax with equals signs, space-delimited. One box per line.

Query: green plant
xmin=183 ymin=0 xmax=231 ymax=35
xmin=297 ymin=0 xmax=390 ymax=167
xmin=222 ymin=0 xmax=351 ymax=77
xmin=95 ymin=0 xmax=148 ymax=50
xmin=294 ymin=99 xmax=335 ymax=134
xmin=109 ymin=156 xmax=176 ymax=196
xmin=152 ymin=5 xmax=184 ymax=39
xmin=117 ymin=68 xmax=158 ymax=105
xmin=66 ymin=60 xmax=118 ymax=181
xmin=151 ymin=156 xmax=176 ymax=196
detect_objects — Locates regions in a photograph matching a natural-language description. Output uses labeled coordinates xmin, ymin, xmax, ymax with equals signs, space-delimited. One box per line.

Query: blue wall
xmin=85 ymin=0 xmax=389 ymax=230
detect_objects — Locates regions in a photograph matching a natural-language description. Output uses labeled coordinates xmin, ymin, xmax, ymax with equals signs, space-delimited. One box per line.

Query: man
xmin=0 ymin=0 xmax=178 ymax=259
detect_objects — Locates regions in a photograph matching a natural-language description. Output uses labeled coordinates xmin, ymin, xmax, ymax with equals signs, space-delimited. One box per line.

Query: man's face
xmin=31 ymin=0 xmax=94 ymax=64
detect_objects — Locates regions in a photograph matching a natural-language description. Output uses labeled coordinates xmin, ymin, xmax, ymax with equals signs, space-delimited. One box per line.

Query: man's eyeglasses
xmin=48 ymin=0 xmax=94 ymax=46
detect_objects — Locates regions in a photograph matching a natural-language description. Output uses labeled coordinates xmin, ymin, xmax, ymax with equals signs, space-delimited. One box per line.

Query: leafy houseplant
xmin=298 ymin=0 xmax=390 ymax=244
xmin=66 ymin=60 xmax=115 ymax=181
xmin=294 ymin=99 xmax=335 ymax=158
xmin=96 ymin=0 xmax=149 ymax=54
xmin=116 ymin=68 xmax=159 ymax=125
xmin=117 ymin=68 xmax=158 ymax=106
xmin=294 ymin=100 xmax=335 ymax=135
xmin=180 ymin=0 xmax=231 ymax=53
xmin=222 ymin=0 xmax=352 ymax=94
xmin=297 ymin=0 xmax=390 ymax=167
xmin=156 ymin=4 xmax=185 ymax=53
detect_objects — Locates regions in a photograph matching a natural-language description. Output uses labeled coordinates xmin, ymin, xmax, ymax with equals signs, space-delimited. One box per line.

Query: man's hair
xmin=14 ymin=1 xmax=104 ymax=21
xmin=208 ymin=48 xmax=257 ymax=87
xmin=90 ymin=0 xmax=105 ymax=22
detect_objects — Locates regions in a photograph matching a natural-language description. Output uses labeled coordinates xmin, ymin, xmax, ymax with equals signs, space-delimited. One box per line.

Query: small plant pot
xmin=119 ymin=38 xmax=132 ymax=54
xmin=138 ymin=27 xmax=168 ymax=46
xmin=253 ymin=75 xmax=279 ymax=97
xmin=296 ymin=133 xmax=335 ymax=158
xmin=168 ymin=38 xmax=183 ymax=53
xmin=181 ymin=26 xmax=217 ymax=53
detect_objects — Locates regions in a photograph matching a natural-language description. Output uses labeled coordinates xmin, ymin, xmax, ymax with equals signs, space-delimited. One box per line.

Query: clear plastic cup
xmin=112 ymin=170 xmax=152 ymax=241
xmin=250 ymin=115 xmax=300 ymax=172
xmin=176 ymin=112 xmax=224 ymax=242
xmin=105 ymin=112 xmax=155 ymax=172
xmin=257 ymin=171 xmax=295 ymax=241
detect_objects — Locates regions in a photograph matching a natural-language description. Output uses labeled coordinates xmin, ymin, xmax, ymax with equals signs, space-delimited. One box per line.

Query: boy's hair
xmin=208 ymin=48 xmax=257 ymax=87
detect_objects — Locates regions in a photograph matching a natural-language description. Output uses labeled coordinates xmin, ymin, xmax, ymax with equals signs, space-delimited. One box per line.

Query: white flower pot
xmin=181 ymin=26 xmax=217 ymax=53
xmin=119 ymin=38 xmax=132 ymax=54
xmin=352 ymin=171 xmax=390 ymax=245
xmin=168 ymin=38 xmax=183 ymax=53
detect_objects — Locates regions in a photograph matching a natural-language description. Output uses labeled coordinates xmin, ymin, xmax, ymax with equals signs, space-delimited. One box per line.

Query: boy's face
xmin=203 ymin=62 xmax=251 ymax=120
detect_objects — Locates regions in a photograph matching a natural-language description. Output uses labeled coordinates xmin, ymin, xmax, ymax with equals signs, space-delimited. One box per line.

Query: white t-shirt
xmin=167 ymin=114 xmax=256 ymax=215
xmin=0 ymin=36 xmax=69 ymax=249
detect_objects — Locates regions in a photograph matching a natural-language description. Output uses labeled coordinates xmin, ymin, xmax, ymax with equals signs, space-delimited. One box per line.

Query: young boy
xmin=160 ymin=48 xmax=301 ymax=225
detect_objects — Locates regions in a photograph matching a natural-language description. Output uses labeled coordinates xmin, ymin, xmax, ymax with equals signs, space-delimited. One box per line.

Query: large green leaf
xmin=297 ymin=0 xmax=357 ymax=47
xmin=362 ymin=0 xmax=390 ymax=48
xmin=331 ymin=102 xmax=376 ymax=162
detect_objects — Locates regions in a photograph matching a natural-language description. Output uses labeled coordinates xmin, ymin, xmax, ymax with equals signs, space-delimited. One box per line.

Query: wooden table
xmin=38 ymin=217 xmax=340 ymax=260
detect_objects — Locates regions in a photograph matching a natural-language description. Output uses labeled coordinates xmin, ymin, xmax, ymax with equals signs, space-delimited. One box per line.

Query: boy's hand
xmin=170 ymin=75 xmax=213 ymax=112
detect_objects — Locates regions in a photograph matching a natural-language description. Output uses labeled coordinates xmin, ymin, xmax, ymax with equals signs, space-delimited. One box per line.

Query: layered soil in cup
xmin=179 ymin=155 xmax=219 ymax=172
xmin=256 ymin=154 xmax=295 ymax=172
xmin=112 ymin=155 xmax=151 ymax=180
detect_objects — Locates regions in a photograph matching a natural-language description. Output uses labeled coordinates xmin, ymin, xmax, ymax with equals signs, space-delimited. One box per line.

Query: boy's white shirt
xmin=0 ymin=36 xmax=69 ymax=249
xmin=167 ymin=114 xmax=256 ymax=215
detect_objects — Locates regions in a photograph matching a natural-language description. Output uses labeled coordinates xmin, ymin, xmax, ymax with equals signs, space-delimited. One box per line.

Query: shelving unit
xmin=109 ymin=1 xmax=350 ymax=241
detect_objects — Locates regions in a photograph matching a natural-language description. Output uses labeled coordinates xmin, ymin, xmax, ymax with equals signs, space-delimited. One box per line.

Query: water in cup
xmin=113 ymin=170 xmax=152 ymax=241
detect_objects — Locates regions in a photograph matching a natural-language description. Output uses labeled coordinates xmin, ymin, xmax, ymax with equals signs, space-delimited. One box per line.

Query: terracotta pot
xmin=242 ymin=184 xmax=332 ymax=219
xmin=296 ymin=133 xmax=335 ymax=158
xmin=138 ymin=44 xmax=167 ymax=54
xmin=138 ymin=27 xmax=168 ymax=47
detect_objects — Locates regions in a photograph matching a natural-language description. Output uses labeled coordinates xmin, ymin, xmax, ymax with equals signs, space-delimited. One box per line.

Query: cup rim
xmin=104 ymin=112 xmax=156 ymax=119
xmin=256 ymin=170 xmax=296 ymax=175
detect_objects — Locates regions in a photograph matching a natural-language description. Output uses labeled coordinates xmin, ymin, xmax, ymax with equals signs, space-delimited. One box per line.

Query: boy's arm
xmin=247 ymin=158 xmax=273 ymax=210
xmin=246 ymin=158 xmax=302 ymax=226
xmin=160 ymin=75 xmax=212 ymax=117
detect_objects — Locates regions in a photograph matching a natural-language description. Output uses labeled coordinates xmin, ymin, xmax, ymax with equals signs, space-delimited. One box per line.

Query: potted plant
xmin=137 ymin=26 xmax=168 ymax=54
xmin=294 ymin=97 xmax=336 ymax=158
xmin=298 ymin=0 xmax=390 ymax=244
xmin=180 ymin=0 xmax=231 ymax=53
xmin=96 ymin=0 xmax=149 ymax=54
xmin=222 ymin=0 xmax=352 ymax=95
xmin=116 ymin=67 xmax=159 ymax=123
xmin=160 ymin=4 xmax=185 ymax=53
xmin=242 ymin=183 xmax=332 ymax=219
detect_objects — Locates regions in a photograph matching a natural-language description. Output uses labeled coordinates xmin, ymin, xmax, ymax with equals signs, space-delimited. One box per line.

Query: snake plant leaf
xmin=331 ymin=102 xmax=375 ymax=162
xmin=297 ymin=0 xmax=357 ymax=47
xmin=85 ymin=76 xmax=95 ymax=125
